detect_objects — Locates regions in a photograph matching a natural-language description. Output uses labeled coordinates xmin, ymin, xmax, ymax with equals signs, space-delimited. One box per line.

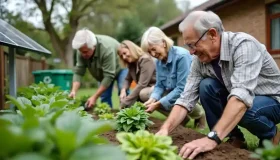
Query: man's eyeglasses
xmin=184 ymin=29 xmax=209 ymax=51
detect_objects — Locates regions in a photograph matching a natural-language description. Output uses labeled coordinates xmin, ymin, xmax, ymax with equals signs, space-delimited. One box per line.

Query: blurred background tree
xmin=3 ymin=0 xmax=184 ymax=67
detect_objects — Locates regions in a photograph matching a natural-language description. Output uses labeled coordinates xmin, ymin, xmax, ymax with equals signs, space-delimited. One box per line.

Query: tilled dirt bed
xmin=101 ymin=117 xmax=255 ymax=160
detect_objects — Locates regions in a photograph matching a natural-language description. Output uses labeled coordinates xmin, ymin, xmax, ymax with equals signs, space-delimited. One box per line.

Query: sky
xmin=189 ymin=0 xmax=208 ymax=8
xmin=176 ymin=0 xmax=208 ymax=9
xmin=7 ymin=0 xmax=209 ymax=28
xmin=176 ymin=0 xmax=208 ymax=11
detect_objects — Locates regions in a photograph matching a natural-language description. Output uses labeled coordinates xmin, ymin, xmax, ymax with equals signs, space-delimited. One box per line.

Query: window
xmin=267 ymin=2 xmax=280 ymax=54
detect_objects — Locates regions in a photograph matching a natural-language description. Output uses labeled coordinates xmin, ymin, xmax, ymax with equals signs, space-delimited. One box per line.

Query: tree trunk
xmin=46 ymin=23 xmax=77 ymax=68
xmin=65 ymin=41 xmax=74 ymax=68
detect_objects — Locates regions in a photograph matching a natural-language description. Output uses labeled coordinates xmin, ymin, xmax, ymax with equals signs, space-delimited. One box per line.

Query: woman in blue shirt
xmin=141 ymin=26 xmax=206 ymax=128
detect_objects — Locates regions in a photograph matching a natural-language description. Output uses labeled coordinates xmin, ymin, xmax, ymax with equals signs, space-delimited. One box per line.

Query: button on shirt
xmin=176 ymin=31 xmax=280 ymax=111
xmin=150 ymin=46 xmax=193 ymax=110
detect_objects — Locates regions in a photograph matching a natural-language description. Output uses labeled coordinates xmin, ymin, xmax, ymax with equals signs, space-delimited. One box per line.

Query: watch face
xmin=208 ymin=131 xmax=215 ymax=137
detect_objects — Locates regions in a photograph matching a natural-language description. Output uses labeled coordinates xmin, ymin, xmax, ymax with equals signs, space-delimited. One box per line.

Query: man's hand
xmin=179 ymin=137 xmax=218 ymax=159
xmin=145 ymin=102 xmax=161 ymax=113
xmin=85 ymin=96 xmax=97 ymax=109
xmin=69 ymin=91 xmax=76 ymax=99
xmin=144 ymin=98 xmax=156 ymax=106
xmin=156 ymin=128 xmax=169 ymax=136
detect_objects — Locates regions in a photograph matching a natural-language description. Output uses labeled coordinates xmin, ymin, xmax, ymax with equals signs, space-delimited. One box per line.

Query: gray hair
xmin=72 ymin=28 xmax=97 ymax=50
xmin=141 ymin=26 xmax=174 ymax=53
xmin=179 ymin=11 xmax=224 ymax=36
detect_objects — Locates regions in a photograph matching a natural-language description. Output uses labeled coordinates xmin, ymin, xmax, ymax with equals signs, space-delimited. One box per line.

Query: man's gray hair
xmin=72 ymin=28 xmax=97 ymax=50
xmin=179 ymin=11 xmax=224 ymax=36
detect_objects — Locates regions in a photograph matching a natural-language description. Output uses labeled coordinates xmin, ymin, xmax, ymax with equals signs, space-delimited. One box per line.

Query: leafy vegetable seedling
xmin=99 ymin=113 xmax=115 ymax=120
xmin=117 ymin=130 xmax=182 ymax=160
xmin=94 ymin=103 xmax=111 ymax=115
xmin=116 ymin=106 xmax=153 ymax=132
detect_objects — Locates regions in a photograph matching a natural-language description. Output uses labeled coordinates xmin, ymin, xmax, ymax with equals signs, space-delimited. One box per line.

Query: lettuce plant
xmin=99 ymin=113 xmax=115 ymax=120
xmin=117 ymin=130 xmax=182 ymax=160
xmin=131 ymin=101 xmax=146 ymax=110
xmin=1 ymin=82 xmax=126 ymax=160
xmin=76 ymin=95 xmax=90 ymax=107
xmin=116 ymin=106 xmax=153 ymax=132
xmin=94 ymin=103 xmax=111 ymax=115
xmin=0 ymin=111 xmax=126 ymax=160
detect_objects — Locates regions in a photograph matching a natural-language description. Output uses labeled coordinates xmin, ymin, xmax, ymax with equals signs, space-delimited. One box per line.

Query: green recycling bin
xmin=32 ymin=70 xmax=73 ymax=90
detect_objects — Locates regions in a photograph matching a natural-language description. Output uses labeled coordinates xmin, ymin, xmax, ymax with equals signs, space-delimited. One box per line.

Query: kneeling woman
xmin=141 ymin=26 xmax=206 ymax=128
xmin=118 ymin=40 xmax=156 ymax=108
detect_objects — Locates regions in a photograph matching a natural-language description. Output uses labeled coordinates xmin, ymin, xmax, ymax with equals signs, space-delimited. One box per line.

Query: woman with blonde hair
xmin=141 ymin=26 xmax=206 ymax=129
xmin=118 ymin=40 xmax=156 ymax=108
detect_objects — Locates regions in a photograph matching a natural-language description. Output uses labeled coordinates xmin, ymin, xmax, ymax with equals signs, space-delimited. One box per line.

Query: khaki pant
xmin=139 ymin=86 xmax=154 ymax=102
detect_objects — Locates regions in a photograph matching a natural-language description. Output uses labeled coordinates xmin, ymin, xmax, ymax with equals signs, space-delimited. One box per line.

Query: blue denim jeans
xmin=100 ymin=69 xmax=128 ymax=107
xmin=199 ymin=78 xmax=280 ymax=140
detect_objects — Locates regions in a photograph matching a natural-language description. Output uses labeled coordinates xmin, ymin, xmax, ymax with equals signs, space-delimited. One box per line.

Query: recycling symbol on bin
xmin=43 ymin=76 xmax=52 ymax=84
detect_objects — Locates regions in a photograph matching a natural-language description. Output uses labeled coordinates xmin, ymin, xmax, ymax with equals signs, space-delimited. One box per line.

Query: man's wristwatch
xmin=207 ymin=131 xmax=222 ymax=145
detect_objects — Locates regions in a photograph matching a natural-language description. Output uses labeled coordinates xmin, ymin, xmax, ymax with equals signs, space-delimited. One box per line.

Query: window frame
xmin=266 ymin=1 xmax=280 ymax=54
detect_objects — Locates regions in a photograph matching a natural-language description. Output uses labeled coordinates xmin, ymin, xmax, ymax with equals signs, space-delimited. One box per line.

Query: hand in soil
xmin=156 ymin=128 xmax=168 ymax=136
xmin=145 ymin=102 xmax=160 ymax=113
xmin=68 ymin=91 xmax=76 ymax=98
xmin=85 ymin=96 xmax=97 ymax=109
xmin=179 ymin=137 xmax=217 ymax=159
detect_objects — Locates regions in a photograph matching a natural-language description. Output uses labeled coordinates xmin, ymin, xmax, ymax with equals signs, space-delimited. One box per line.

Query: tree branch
xmin=61 ymin=1 xmax=70 ymax=13
xmin=79 ymin=0 xmax=98 ymax=13
xmin=49 ymin=0 xmax=56 ymax=14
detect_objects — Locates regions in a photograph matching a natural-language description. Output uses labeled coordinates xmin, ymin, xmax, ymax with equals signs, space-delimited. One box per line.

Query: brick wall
xmin=166 ymin=0 xmax=280 ymax=68
xmin=216 ymin=0 xmax=266 ymax=44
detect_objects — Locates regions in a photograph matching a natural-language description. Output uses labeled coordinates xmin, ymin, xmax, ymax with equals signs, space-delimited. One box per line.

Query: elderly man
xmin=69 ymin=29 xmax=128 ymax=108
xmin=156 ymin=11 xmax=280 ymax=159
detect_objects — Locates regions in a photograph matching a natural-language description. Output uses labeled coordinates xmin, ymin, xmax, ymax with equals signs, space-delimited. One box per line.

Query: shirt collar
xmin=220 ymin=32 xmax=230 ymax=62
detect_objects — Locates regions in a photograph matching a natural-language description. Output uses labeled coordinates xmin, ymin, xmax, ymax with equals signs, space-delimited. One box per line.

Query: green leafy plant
xmin=131 ymin=101 xmax=146 ymax=110
xmin=99 ymin=113 xmax=115 ymax=120
xmin=117 ymin=130 xmax=182 ymax=160
xmin=76 ymin=95 xmax=90 ymax=107
xmin=251 ymin=140 xmax=280 ymax=160
xmin=0 ymin=110 xmax=126 ymax=160
xmin=0 ymin=83 xmax=126 ymax=160
xmin=17 ymin=82 xmax=67 ymax=100
xmin=94 ymin=103 xmax=111 ymax=115
xmin=116 ymin=106 xmax=153 ymax=132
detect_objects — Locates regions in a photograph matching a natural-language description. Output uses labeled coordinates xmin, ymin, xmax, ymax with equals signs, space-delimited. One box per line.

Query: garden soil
xmin=101 ymin=117 xmax=256 ymax=160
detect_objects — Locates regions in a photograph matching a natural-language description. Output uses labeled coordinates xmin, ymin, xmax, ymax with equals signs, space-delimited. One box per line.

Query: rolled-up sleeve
xmin=100 ymin=48 xmax=117 ymax=88
xmin=73 ymin=52 xmax=86 ymax=82
xmin=175 ymin=57 xmax=203 ymax=112
xmin=159 ymin=55 xmax=191 ymax=109
xmin=228 ymin=40 xmax=262 ymax=108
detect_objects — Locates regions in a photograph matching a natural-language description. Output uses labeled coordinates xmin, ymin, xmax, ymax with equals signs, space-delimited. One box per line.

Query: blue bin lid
xmin=32 ymin=69 xmax=73 ymax=75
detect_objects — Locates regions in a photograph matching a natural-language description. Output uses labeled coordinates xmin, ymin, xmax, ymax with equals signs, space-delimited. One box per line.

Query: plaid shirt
xmin=176 ymin=31 xmax=280 ymax=112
